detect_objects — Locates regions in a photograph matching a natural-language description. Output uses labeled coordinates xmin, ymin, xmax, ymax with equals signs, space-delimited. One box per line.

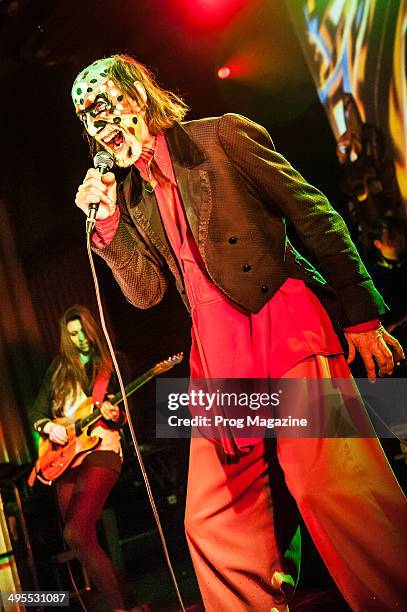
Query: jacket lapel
xmin=122 ymin=168 xmax=180 ymax=284
xmin=166 ymin=123 xmax=213 ymax=253
xmin=123 ymin=167 xmax=167 ymax=252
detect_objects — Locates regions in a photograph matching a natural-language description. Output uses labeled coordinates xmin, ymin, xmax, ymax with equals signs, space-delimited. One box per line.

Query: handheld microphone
xmin=86 ymin=150 xmax=115 ymax=234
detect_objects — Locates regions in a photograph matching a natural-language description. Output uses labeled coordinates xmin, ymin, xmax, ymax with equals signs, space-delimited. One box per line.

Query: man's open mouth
xmin=103 ymin=129 xmax=124 ymax=150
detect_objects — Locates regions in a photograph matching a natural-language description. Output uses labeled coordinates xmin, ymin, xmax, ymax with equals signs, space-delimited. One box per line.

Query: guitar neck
xmin=111 ymin=368 xmax=157 ymax=406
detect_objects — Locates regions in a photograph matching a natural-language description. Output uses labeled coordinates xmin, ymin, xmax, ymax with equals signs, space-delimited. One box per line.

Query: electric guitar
xmin=28 ymin=353 xmax=183 ymax=486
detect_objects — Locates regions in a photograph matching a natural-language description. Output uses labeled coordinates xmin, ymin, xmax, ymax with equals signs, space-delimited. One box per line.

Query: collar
xmin=134 ymin=120 xmax=205 ymax=183
xmin=134 ymin=133 xmax=177 ymax=184
xmin=154 ymin=133 xmax=176 ymax=180
xmin=134 ymin=135 xmax=156 ymax=182
xmin=127 ymin=120 xmax=205 ymax=194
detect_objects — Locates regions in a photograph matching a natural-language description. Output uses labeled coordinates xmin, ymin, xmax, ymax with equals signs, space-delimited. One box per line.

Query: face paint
xmin=71 ymin=59 xmax=147 ymax=167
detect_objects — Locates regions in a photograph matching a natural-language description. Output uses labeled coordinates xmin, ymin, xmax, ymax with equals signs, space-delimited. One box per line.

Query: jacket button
xmin=228 ymin=236 xmax=238 ymax=244
xmin=261 ymin=285 xmax=269 ymax=293
xmin=242 ymin=264 xmax=251 ymax=272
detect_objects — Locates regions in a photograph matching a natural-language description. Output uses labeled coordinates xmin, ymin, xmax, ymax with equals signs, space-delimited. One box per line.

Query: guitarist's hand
xmin=44 ymin=423 xmax=68 ymax=445
xmin=100 ymin=401 xmax=121 ymax=422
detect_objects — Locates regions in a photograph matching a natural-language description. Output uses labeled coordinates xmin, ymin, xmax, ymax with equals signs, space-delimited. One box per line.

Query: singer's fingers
xmin=75 ymin=192 xmax=116 ymax=221
xmin=84 ymin=168 xmax=103 ymax=180
xmin=101 ymin=171 xmax=116 ymax=185
xmin=77 ymin=185 xmax=114 ymax=203
xmin=76 ymin=190 xmax=112 ymax=207
xmin=76 ymin=168 xmax=117 ymax=220
xmin=78 ymin=178 xmax=108 ymax=192
xmin=84 ymin=169 xmax=116 ymax=186
xmin=81 ymin=172 xmax=116 ymax=199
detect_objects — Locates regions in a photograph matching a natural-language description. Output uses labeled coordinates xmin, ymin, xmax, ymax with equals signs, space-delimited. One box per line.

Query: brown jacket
xmin=94 ymin=113 xmax=387 ymax=326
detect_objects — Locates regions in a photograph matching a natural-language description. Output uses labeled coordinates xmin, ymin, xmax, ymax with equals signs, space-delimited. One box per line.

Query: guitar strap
xmin=92 ymin=367 xmax=112 ymax=407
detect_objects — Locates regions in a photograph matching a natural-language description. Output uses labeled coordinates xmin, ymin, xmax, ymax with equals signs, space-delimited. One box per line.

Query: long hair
xmin=51 ymin=305 xmax=112 ymax=416
xmin=85 ymin=54 xmax=189 ymax=156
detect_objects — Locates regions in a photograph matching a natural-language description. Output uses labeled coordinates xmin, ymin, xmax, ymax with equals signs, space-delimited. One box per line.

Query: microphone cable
xmin=85 ymin=227 xmax=186 ymax=612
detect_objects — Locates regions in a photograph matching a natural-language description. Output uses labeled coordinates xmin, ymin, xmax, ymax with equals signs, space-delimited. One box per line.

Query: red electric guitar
xmin=28 ymin=353 xmax=183 ymax=486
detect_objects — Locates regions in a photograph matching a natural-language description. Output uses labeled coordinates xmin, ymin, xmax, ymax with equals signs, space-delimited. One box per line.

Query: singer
xmin=73 ymin=55 xmax=407 ymax=611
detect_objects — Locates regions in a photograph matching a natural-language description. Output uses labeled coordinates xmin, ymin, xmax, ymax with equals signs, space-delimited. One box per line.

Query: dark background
xmin=0 ymin=0 xmax=344 ymax=396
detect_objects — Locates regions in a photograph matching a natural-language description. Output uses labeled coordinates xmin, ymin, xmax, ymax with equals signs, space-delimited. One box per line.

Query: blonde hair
xmin=107 ymin=54 xmax=189 ymax=134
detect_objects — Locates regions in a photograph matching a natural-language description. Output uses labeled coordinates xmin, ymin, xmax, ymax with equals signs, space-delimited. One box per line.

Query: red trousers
xmin=56 ymin=457 xmax=127 ymax=610
xmin=185 ymin=356 xmax=407 ymax=611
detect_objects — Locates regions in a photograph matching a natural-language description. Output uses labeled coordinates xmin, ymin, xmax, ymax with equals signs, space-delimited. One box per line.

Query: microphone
xmin=86 ymin=150 xmax=115 ymax=234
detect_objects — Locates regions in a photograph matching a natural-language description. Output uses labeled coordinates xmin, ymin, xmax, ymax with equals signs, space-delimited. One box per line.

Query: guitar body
xmin=36 ymin=398 xmax=101 ymax=483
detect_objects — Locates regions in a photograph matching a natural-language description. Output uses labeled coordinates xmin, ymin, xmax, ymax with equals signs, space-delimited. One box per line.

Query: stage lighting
xmin=173 ymin=0 xmax=246 ymax=30
xmin=217 ymin=66 xmax=231 ymax=79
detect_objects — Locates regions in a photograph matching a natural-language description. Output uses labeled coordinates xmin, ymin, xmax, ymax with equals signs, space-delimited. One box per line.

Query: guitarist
xmin=29 ymin=305 xmax=132 ymax=612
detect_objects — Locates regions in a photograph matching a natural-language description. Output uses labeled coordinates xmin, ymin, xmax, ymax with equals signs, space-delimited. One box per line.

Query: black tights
xmin=56 ymin=460 xmax=126 ymax=610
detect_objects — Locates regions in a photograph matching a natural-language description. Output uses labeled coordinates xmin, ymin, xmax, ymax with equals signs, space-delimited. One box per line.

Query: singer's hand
xmin=75 ymin=168 xmax=117 ymax=220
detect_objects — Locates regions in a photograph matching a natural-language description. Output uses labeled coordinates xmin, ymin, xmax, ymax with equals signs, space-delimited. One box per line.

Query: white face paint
xmin=72 ymin=59 xmax=149 ymax=167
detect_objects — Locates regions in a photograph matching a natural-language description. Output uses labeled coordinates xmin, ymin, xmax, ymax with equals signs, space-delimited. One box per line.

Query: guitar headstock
xmin=152 ymin=352 xmax=184 ymax=375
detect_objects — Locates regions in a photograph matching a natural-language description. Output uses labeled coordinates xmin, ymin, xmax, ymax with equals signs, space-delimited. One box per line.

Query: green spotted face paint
xmin=71 ymin=58 xmax=146 ymax=167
